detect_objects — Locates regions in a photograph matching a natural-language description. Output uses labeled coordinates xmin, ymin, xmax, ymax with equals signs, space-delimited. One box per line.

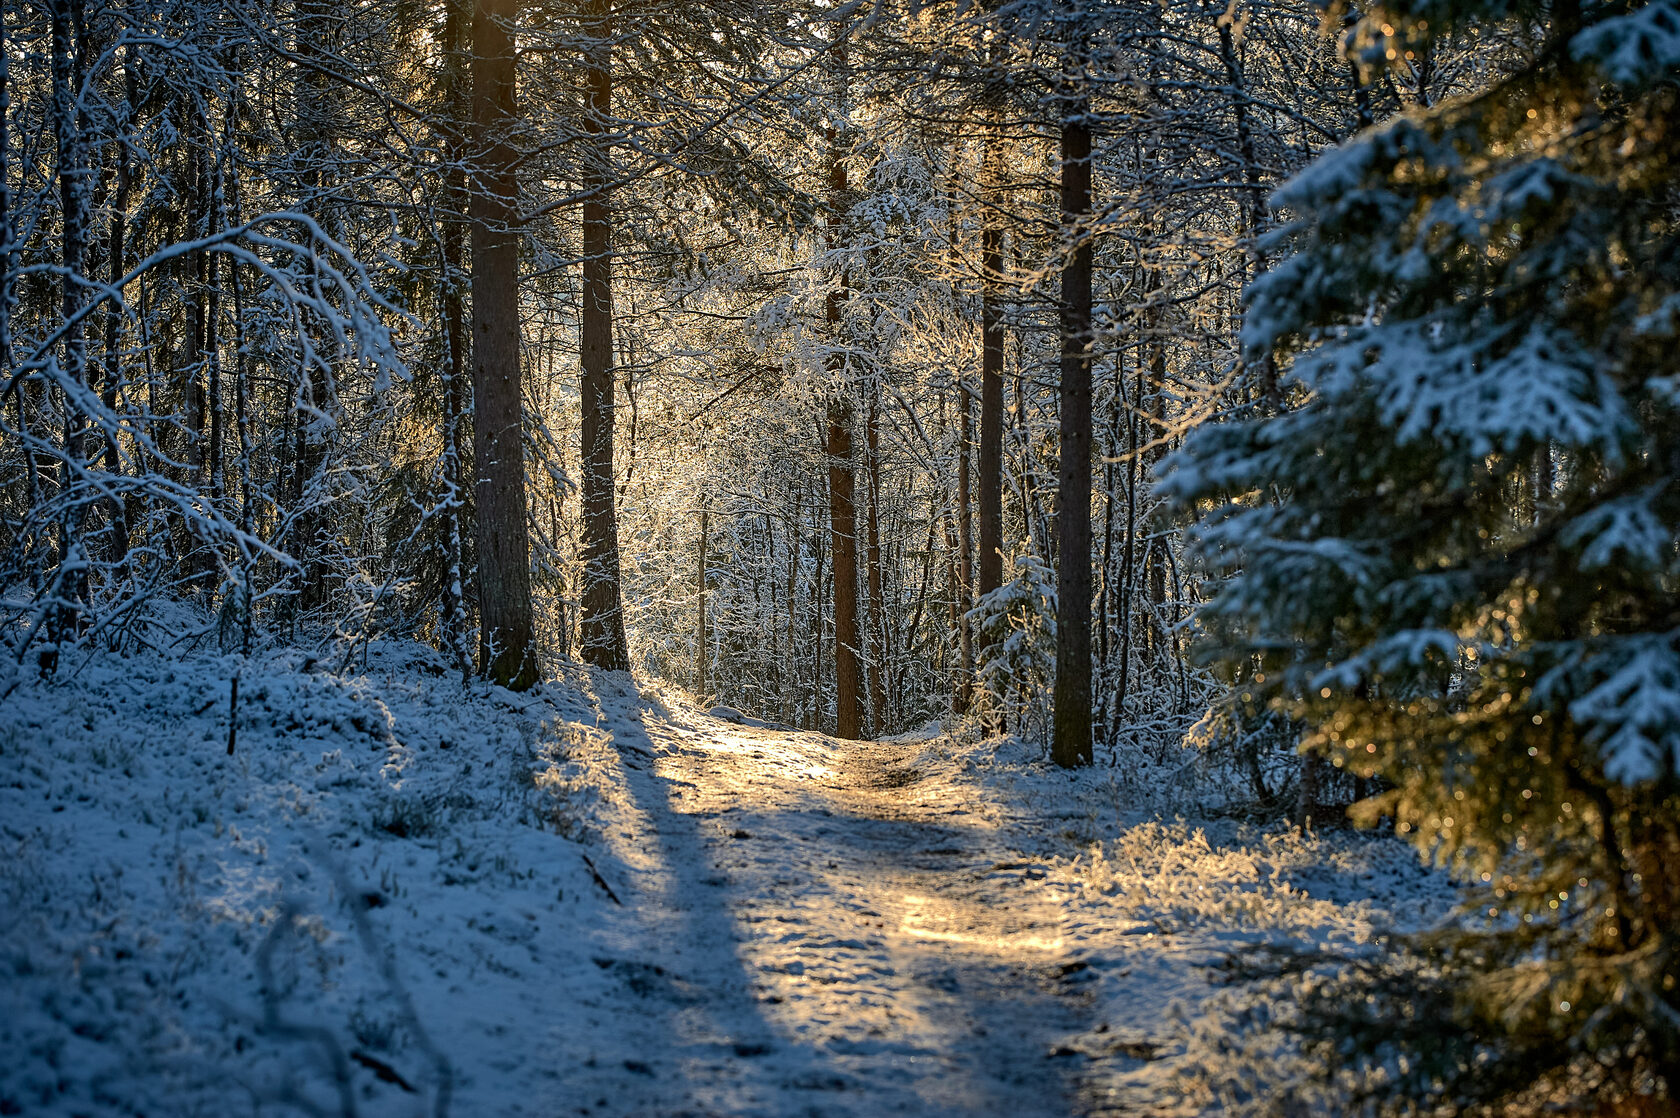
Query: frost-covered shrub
xmin=369 ymin=794 xmax=440 ymax=839
xmin=969 ymin=553 xmax=1057 ymax=743
xmin=1183 ymin=694 xmax=1305 ymax=810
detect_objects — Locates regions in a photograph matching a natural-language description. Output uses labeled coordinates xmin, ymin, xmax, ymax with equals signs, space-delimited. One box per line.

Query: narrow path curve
xmin=611 ymin=707 xmax=1099 ymax=1116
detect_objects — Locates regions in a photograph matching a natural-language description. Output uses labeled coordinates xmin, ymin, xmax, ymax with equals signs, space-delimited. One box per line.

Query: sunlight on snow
xmin=900 ymin=893 xmax=1066 ymax=952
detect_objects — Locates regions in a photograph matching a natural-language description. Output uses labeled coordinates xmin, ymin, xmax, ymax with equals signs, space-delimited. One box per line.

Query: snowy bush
xmin=969 ymin=552 xmax=1057 ymax=745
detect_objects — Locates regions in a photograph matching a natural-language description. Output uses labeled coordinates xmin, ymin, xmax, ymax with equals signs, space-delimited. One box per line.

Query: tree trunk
xmin=786 ymin=499 xmax=799 ymax=724
xmin=977 ymin=107 xmax=1005 ymax=606
xmin=1144 ymin=313 xmax=1168 ymax=669
xmin=1116 ymin=355 xmax=1142 ymax=721
xmin=829 ymin=396 xmax=861 ymax=740
xmin=205 ymin=150 xmax=224 ymax=508
xmin=186 ymin=146 xmax=207 ymax=494
xmin=1096 ymin=387 xmax=1119 ymax=739
xmin=440 ymin=0 xmax=473 ymax=683
xmin=1219 ymin=24 xmax=1281 ymax=412
xmin=826 ymin=105 xmax=862 ymax=739
xmin=0 ymin=6 xmax=23 ymax=539
xmin=1295 ymin=754 xmax=1321 ymax=831
xmin=811 ymin=467 xmax=828 ymax=729
xmin=865 ymin=398 xmax=886 ymax=734
xmin=577 ymin=0 xmax=631 ymax=671
xmin=230 ymin=174 xmax=255 ymax=657
xmin=696 ymin=505 xmax=709 ymax=700
xmin=45 ymin=0 xmax=90 ymax=669
xmin=469 ymin=0 xmax=539 ymax=689
xmin=1052 ymin=65 xmax=1094 ymax=769
xmin=98 ymin=51 xmax=135 ymax=566
xmin=286 ymin=0 xmax=339 ymax=622
xmin=955 ymin=380 xmax=974 ymax=713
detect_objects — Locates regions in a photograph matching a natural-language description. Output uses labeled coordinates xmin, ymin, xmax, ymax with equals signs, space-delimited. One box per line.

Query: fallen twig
xmin=351 ymin=1050 xmax=417 ymax=1093
xmin=580 ymin=853 xmax=622 ymax=906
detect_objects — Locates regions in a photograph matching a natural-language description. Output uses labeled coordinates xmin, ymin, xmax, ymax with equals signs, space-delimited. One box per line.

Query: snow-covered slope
xmin=1 ymin=644 xmax=1451 ymax=1116
xmin=2 ymin=643 xmax=651 ymax=1115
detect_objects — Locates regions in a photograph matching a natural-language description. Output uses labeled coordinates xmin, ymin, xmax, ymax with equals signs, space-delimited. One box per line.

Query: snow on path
xmin=542 ymin=691 xmax=1097 ymax=1117
xmin=560 ymin=693 xmax=1453 ymax=1118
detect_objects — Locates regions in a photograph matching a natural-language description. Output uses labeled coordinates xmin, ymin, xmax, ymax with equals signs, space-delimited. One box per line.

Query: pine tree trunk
xmin=98 ymin=52 xmax=134 ymax=566
xmin=1295 ymin=754 xmax=1320 ymax=830
xmin=826 ymin=107 xmax=862 ymax=740
xmin=577 ymin=0 xmax=631 ymax=671
xmin=1096 ymin=393 xmax=1119 ymax=737
xmin=440 ymin=0 xmax=473 ymax=683
xmin=786 ymin=502 xmax=799 ymax=724
xmin=187 ymin=146 xmax=207 ymax=495
xmin=230 ymin=176 xmax=255 ymax=656
xmin=977 ymin=109 xmax=1005 ymax=606
xmin=45 ymin=0 xmax=90 ymax=669
xmin=955 ymin=380 xmax=974 ymax=713
xmin=0 ymin=8 xmax=21 ymax=539
xmin=1052 ymin=66 xmax=1094 ymax=769
xmin=287 ymin=0 xmax=338 ymax=621
xmin=765 ymin=513 xmax=781 ymax=707
xmin=1144 ymin=311 xmax=1168 ymax=668
xmin=696 ymin=506 xmax=709 ymax=700
xmin=1116 ymin=357 xmax=1142 ymax=720
xmin=469 ymin=0 xmax=538 ymax=689
xmin=205 ymin=153 xmax=224 ymax=508
xmin=829 ymin=396 xmax=861 ymax=739
xmin=811 ymin=466 xmax=828 ymax=729
xmin=865 ymin=398 xmax=886 ymax=734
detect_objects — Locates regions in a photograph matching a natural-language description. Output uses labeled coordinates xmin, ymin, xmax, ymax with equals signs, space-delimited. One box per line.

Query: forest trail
xmin=564 ymin=699 xmax=1101 ymax=1117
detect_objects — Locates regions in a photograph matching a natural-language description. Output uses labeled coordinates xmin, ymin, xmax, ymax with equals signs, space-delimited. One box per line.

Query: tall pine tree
xmin=1167 ymin=0 xmax=1680 ymax=1109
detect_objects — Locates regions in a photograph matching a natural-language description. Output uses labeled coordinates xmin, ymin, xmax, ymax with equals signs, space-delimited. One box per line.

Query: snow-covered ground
xmin=1 ymin=642 xmax=1453 ymax=1115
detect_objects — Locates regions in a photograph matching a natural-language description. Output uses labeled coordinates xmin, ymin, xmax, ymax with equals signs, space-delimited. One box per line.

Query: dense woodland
xmin=2 ymin=0 xmax=1678 ymax=1112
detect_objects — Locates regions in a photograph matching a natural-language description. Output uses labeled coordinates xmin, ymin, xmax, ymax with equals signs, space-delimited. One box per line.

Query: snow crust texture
xmin=1 ymin=645 xmax=1448 ymax=1115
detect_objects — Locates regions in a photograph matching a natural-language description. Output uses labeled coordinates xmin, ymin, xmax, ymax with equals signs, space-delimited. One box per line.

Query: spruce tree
xmin=1166 ymin=0 xmax=1680 ymax=1109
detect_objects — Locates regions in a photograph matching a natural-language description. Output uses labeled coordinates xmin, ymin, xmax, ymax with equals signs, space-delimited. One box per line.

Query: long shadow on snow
xmin=613 ymin=698 xmax=1095 ymax=1118
xmin=542 ymin=675 xmax=865 ymax=1118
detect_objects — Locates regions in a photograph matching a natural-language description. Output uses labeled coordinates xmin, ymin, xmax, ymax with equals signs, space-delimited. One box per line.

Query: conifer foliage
xmin=1166 ymin=0 xmax=1680 ymax=1108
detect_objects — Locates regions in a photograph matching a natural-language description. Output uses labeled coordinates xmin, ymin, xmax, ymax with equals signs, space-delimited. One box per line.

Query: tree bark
xmin=440 ymin=0 xmax=473 ymax=683
xmin=1144 ymin=310 xmax=1168 ymax=669
xmin=811 ymin=468 xmax=828 ymax=729
xmin=1052 ymin=64 xmax=1094 ymax=769
xmin=285 ymin=0 xmax=339 ymax=622
xmin=98 ymin=51 xmax=135 ymax=566
xmin=829 ymin=396 xmax=861 ymax=740
xmin=205 ymin=150 xmax=224 ymax=507
xmin=229 ymin=169 xmax=255 ymax=657
xmin=469 ymin=0 xmax=539 ymax=689
xmin=577 ymin=0 xmax=631 ymax=671
xmin=977 ymin=108 xmax=1006 ymax=606
xmin=955 ymin=379 xmax=974 ymax=713
xmin=1295 ymin=754 xmax=1321 ymax=830
xmin=826 ymin=99 xmax=862 ymax=739
xmin=786 ymin=498 xmax=800 ymax=724
xmin=865 ymin=397 xmax=886 ymax=734
xmin=696 ymin=505 xmax=709 ymax=700
xmin=45 ymin=0 xmax=90 ymax=668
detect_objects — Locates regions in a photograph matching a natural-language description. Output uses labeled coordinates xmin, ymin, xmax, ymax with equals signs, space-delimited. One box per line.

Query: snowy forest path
xmin=568 ymin=693 xmax=1099 ymax=1117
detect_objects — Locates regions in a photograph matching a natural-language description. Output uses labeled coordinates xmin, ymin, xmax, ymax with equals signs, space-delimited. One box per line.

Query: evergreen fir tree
xmin=1165 ymin=0 xmax=1680 ymax=1109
